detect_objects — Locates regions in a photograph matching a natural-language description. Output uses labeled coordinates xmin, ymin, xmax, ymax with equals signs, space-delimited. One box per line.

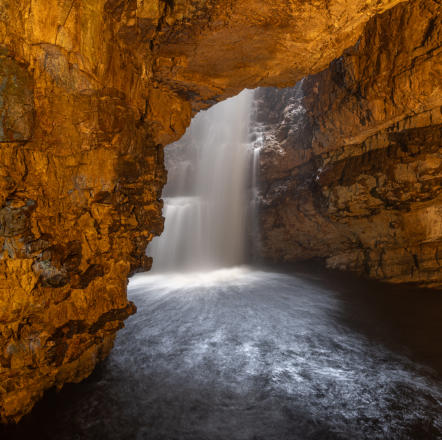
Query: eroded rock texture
xmin=0 ymin=0 xmax=423 ymax=423
xmin=258 ymin=0 xmax=442 ymax=288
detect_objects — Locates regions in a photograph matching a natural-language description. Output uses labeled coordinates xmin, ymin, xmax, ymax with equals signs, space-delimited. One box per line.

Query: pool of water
xmin=3 ymin=266 xmax=442 ymax=439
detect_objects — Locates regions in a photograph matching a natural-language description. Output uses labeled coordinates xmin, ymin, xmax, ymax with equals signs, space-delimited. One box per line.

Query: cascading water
xmin=148 ymin=89 xmax=255 ymax=272
xmin=248 ymin=110 xmax=264 ymax=261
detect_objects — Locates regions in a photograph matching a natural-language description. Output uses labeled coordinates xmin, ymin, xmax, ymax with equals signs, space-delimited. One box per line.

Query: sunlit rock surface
xmin=0 ymin=0 xmax=427 ymax=423
xmin=257 ymin=0 xmax=442 ymax=287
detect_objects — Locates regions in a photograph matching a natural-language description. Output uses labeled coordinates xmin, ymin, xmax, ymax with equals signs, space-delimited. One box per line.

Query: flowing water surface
xmin=3 ymin=266 xmax=442 ymax=439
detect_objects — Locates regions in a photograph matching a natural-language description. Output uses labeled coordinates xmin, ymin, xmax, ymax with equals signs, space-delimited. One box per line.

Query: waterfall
xmin=249 ymin=119 xmax=263 ymax=261
xmin=148 ymin=89 xmax=255 ymax=272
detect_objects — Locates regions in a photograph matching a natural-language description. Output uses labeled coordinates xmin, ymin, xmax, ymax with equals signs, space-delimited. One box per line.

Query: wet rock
xmin=257 ymin=0 xmax=442 ymax=288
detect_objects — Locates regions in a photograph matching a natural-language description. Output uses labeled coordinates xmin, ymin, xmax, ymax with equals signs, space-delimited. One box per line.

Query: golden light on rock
xmin=0 ymin=0 xmax=440 ymax=425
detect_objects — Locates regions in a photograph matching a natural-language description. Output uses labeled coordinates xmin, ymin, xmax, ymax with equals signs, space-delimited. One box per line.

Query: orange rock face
xmin=0 ymin=0 xmax=423 ymax=424
xmin=257 ymin=0 xmax=442 ymax=287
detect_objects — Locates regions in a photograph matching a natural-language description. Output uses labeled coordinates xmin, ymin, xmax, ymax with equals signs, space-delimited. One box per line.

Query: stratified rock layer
xmin=258 ymin=0 xmax=442 ymax=287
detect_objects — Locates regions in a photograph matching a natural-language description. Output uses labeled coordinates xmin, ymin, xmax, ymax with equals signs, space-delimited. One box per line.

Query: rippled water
xmin=3 ymin=267 xmax=442 ymax=439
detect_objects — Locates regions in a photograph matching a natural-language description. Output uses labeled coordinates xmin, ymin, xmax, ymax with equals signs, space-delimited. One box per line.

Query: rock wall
xmin=0 ymin=0 xmax=406 ymax=423
xmin=0 ymin=2 xmax=165 ymax=422
xmin=258 ymin=0 xmax=442 ymax=288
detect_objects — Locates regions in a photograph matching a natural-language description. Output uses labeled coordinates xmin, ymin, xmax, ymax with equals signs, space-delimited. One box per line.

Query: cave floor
xmin=2 ymin=266 xmax=442 ymax=439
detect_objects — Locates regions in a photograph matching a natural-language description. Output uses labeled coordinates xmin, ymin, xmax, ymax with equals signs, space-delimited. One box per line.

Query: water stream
xmin=4 ymin=266 xmax=442 ymax=439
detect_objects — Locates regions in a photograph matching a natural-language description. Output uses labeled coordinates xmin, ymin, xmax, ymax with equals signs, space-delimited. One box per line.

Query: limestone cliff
xmin=257 ymin=0 xmax=442 ymax=287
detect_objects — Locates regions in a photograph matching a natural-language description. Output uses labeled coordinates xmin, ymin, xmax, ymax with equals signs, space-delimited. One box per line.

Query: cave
xmin=0 ymin=0 xmax=441 ymax=438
